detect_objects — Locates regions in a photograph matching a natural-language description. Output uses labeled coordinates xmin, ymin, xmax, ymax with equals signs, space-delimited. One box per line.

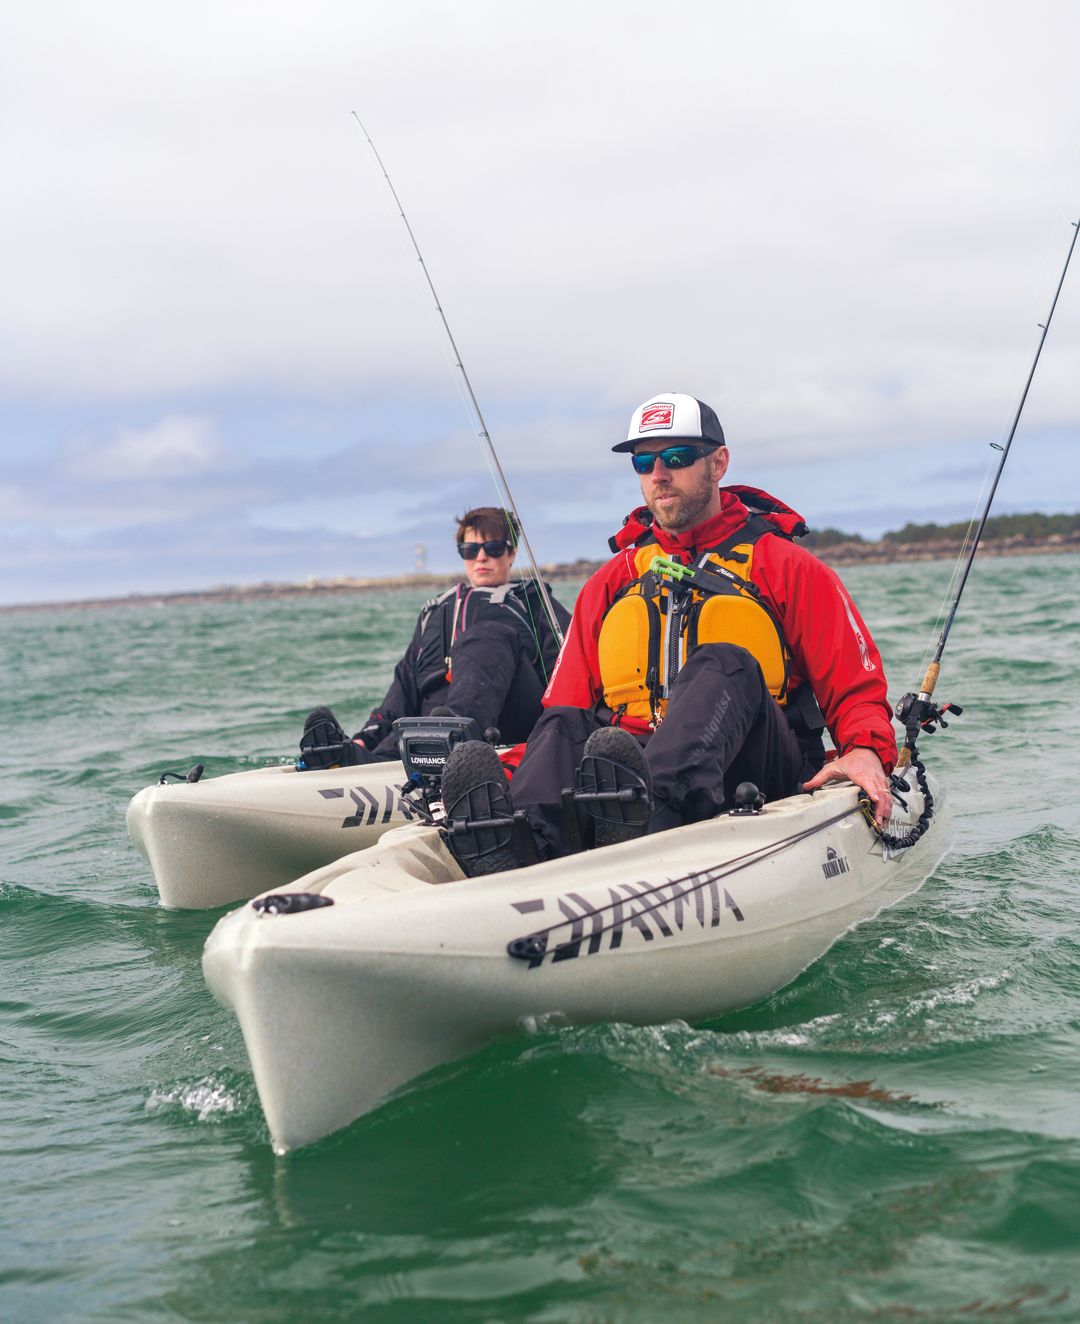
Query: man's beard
xmin=646 ymin=471 xmax=717 ymax=531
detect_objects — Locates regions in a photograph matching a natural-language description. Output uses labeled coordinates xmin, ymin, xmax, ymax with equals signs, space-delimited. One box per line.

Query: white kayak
xmin=203 ymin=764 xmax=951 ymax=1152
xmin=127 ymin=761 xmax=419 ymax=909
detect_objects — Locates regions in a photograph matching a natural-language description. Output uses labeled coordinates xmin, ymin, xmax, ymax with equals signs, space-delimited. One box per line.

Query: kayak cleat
xmin=729 ymin=782 xmax=765 ymax=815
xmin=506 ymin=933 xmax=548 ymax=962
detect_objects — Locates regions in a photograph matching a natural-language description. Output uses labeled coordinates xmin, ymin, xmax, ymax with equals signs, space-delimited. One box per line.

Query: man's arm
xmin=756 ymin=540 xmax=897 ymax=823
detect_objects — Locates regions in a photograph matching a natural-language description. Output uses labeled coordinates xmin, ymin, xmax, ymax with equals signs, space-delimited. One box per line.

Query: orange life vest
xmin=597 ymin=519 xmax=790 ymax=726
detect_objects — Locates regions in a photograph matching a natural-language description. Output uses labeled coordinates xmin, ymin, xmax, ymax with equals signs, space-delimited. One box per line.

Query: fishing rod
xmin=350 ymin=113 xmax=565 ymax=650
xmin=896 ymin=214 xmax=1080 ymax=768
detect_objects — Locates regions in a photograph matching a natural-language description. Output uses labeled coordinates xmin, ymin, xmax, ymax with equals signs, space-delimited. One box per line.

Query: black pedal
xmin=574 ymin=754 xmax=650 ymax=834
xmin=299 ymin=708 xmax=361 ymax=770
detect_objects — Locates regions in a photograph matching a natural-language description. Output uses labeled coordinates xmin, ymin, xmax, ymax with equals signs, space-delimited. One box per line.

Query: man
xmin=300 ymin=506 xmax=570 ymax=767
xmin=440 ymin=393 xmax=896 ymax=876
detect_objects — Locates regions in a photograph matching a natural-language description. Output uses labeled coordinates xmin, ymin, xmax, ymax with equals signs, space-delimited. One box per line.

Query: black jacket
xmin=364 ymin=579 xmax=570 ymax=732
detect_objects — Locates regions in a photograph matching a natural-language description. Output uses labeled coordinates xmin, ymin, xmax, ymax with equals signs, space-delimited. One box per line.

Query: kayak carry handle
xmin=157 ymin=764 xmax=205 ymax=785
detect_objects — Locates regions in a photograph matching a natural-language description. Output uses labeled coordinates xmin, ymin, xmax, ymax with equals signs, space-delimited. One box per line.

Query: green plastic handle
xmin=649 ymin=554 xmax=692 ymax=582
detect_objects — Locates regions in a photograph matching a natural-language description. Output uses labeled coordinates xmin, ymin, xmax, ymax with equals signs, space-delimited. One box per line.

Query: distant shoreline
xmin=4 ymin=532 xmax=1079 ymax=614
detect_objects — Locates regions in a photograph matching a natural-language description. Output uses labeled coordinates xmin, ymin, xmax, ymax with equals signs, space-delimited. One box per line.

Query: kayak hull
xmin=127 ymin=762 xmax=418 ymax=909
xmin=203 ymin=768 xmax=951 ymax=1151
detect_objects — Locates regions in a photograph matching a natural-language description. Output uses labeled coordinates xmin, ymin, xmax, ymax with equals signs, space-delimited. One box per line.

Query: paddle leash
xmin=350 ymin=114 xmax=565 ymax=656
xmin=895 ymin=214 xmax=1080 ymax=770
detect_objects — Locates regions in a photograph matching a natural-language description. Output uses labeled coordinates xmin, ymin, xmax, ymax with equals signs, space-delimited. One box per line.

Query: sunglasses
xmin=631 ymin=444 xmax=715 ymax=475
xmin=458 ymin=539 xmax=512 ymax=560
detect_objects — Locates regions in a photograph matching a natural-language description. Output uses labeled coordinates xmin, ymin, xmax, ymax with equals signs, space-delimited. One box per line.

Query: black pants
xmin=508 ymin=643 xmax=810 ymax=859
xmin=362 ymin=619 xmax=546 ymax=761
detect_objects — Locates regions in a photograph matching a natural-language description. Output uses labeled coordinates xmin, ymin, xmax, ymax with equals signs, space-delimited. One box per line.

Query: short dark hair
xmin=455 ymin=506 xmax=520 ymax=546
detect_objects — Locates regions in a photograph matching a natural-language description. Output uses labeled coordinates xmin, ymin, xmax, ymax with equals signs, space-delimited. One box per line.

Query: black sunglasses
xmin=458 ymin=539 xmax=512 ymax=560
xmin=631 ymin=444 xmax=714 ymax=475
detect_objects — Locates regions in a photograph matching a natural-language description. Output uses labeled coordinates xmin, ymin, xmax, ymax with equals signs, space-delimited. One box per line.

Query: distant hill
xmin=882 ymin=512 xmax=1080 ymax=544
xmin=803 ymin=511 xmax=1080 ymax=566
xmin=802 ymin=511 xmax=1080 ymax=548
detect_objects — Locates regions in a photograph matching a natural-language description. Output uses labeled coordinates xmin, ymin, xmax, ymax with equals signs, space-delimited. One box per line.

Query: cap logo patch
xmin=639 ymin=402 xmax=674 ymax=433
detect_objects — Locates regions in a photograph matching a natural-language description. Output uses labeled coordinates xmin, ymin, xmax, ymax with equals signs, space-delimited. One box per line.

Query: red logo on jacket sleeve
xmin=639 ymin=402 xmax=674 ymax=432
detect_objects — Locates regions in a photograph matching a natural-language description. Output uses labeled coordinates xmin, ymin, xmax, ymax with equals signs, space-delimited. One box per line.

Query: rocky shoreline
xmin=5 ymin=532 xmax=1079 ymax=613
xmin=808 ymin=529 xmax=1080 ymax=566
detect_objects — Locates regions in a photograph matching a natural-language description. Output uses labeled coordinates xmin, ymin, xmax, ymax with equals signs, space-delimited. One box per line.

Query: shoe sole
xmin=440 ymin=741 xmax=522 ymax=877
xmin=578 ymin=727 xmax=653 ymax=848
xmin=300 ymin=707 xmax=360 ymax=770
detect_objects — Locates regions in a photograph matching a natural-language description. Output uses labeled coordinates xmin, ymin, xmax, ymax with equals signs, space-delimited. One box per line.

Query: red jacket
xmin=543 ymin=486 xmax=897 ymax=773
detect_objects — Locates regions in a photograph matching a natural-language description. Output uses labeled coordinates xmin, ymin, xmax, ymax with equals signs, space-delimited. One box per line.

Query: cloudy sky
xmin=3 ymin=0 xmax=1079 ymax=605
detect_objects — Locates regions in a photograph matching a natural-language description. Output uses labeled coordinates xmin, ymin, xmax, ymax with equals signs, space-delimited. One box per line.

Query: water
xmin=2 ymin=556 xmax=1079 ymax=1322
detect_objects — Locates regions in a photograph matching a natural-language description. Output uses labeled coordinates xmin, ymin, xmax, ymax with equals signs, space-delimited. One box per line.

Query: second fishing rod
xmin=351 ymin=113 xmax=564 ymax=655
xmin=895 ymin=214 xmax=1080 ymax=770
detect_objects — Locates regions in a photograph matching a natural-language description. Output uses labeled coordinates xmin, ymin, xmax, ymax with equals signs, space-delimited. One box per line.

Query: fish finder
xmin=393 ymin=714 xmax=488 ymax=800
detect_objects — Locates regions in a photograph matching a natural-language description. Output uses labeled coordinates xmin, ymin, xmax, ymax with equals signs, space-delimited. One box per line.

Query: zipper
xmin=446 ymin=584 xmax=466 ymax=676
xmin=644 ymin=591 xmax=663 ymax=723
xmin=665 ymin=553 xmax=715 ymax=692
xmin=663 ymin=587 xmax=689 ymax=698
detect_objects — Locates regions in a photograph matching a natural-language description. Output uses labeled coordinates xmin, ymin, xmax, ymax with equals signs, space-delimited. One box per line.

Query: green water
xmin=2 ymin=556 xmax=1079 ymax=1322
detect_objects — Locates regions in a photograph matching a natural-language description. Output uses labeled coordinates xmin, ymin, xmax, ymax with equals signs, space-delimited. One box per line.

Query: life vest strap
xmin=649 ymin=553 xmax=757 ymax=601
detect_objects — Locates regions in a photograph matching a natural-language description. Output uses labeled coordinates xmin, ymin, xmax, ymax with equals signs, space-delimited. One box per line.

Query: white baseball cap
xmin=613 ymin=393 xmax=727 ymax=453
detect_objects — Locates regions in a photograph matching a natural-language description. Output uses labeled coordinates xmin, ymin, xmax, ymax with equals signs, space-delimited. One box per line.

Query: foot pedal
xmin=299 ymin=707 xmax=361 ymax=770
xmin=575 ymin=727 xmax=652 ymax=848
xmin=440 ymin=741 xmax=526 ymax=877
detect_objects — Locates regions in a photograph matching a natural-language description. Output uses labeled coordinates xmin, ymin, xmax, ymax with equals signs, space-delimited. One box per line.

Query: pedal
xmin=299 ymin=709 xmax=360 ymax=770
xmin=574 ymin=751 xmax=651 ymax=847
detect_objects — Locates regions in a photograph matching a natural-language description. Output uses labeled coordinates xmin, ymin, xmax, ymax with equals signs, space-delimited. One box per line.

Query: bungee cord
xmin=507 ymin=801 xmax=867 ymax=961
xmin=350 ymin=114 xmax=565 ymax=661
xmin=508 ymin=767 xmax=943 ymax=961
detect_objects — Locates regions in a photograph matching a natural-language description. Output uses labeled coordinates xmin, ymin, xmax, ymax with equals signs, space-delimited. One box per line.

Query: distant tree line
xmin=801 ymin=527 xmax=866 ymax=548
xmin=803 ymin=512 xmax=1080 ymax=547
xmin=882 ymin=512 xmax=1080 ymax=544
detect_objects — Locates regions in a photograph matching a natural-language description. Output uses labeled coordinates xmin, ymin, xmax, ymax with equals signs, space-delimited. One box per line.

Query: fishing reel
xmin=894 ymin=692 xmax=963 ymax=740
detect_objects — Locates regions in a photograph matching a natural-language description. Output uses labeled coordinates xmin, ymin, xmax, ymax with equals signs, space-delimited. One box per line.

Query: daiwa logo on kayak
xmin=822 ymin=847 xmax=850 ymax=880
xmin=509 ymin=869 xmax=745 ymax=969
xmin=317 ymin=784 xmax=416 ymax=827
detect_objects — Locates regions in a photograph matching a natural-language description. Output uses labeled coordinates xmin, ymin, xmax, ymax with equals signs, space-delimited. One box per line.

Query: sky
xmin=3 ymin=0 xmax=1080 ymax=605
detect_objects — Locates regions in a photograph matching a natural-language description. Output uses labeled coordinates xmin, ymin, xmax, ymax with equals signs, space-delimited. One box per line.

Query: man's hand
xmin=803 ymin=747 xmax=893 ymax=828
